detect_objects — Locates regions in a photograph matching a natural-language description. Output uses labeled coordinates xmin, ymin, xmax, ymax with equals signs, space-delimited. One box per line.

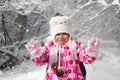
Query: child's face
xmin=54 ymin=33 xmax=70 ymax=45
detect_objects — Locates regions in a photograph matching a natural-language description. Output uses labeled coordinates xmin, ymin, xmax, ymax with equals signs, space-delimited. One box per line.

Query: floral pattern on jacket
xmin=26 ymin=39 xmax=97 ymax=80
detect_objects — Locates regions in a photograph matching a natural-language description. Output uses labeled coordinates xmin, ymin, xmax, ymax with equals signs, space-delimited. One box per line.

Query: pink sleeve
xmin=75 ymin=40 xmax=96 ymax=64
xmin=31 ymin=42 xmax=53 ymax=66
xmin=31 ymin=46 xmax=49 ymax=66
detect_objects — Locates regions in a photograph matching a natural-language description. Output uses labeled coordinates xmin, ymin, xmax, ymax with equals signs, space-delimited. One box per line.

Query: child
xmin=25 ymin=14 xmax=100 ymax=80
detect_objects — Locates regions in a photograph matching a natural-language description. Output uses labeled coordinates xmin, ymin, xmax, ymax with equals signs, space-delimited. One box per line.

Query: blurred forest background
xmin=0 ymin=0 xmax=120 ymax=71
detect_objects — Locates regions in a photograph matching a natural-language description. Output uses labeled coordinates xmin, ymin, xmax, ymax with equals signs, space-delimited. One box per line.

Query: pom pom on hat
xmin=49 ymin=13 xmax=72 ymax=40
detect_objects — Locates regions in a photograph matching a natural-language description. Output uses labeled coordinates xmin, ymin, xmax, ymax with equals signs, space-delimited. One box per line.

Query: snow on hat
xmin=49 ymin=15 xmax=72 ymax=40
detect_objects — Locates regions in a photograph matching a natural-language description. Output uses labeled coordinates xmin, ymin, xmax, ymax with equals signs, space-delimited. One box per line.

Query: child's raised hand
xmin=25 ymin=39 xmax=40 ymax=53
xmin=87 ymin=38 xmax=100 ymax=53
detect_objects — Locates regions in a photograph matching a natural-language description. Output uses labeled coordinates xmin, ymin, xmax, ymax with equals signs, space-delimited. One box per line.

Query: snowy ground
xmin=0 ymin=41 xmax=120 ymax=80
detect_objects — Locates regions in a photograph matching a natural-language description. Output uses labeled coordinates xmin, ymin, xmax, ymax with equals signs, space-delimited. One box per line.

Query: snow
xmin=0 ymin=0 xmax=120 ymax=80
xmin=0 ymin=41 xmax=120 ymax=80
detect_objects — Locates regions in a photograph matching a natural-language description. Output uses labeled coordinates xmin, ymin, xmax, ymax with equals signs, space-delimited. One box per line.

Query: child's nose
xmin=59 ymin=34 xmax=63 ymax=38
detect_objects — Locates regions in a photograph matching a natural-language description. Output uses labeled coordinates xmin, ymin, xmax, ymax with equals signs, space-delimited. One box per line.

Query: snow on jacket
xmin=26 ymin=39 xmax=97 ymax=80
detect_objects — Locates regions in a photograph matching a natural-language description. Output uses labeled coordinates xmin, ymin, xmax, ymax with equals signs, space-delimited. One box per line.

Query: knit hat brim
xmin=50 ymin=24 xmax=71 ymax=40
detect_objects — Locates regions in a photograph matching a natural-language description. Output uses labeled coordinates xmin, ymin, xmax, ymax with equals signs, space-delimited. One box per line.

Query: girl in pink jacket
xmin=25 ymin=14 xmax=100 ymax=80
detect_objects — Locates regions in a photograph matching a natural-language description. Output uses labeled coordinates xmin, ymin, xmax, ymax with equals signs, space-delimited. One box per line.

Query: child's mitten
xmin=25 ymin=39 xmax=41 ymax=56
xmin=87 ymin=38 xmax=100 ymax=53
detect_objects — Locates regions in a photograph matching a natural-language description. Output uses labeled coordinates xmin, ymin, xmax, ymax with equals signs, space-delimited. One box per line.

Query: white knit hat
xmin=49 ymin=15 xmax=72 ymax=40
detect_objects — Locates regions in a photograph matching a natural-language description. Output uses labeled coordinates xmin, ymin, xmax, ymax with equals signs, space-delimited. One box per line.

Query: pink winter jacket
xmin=26 ymin=39 xmax=97 ymax=80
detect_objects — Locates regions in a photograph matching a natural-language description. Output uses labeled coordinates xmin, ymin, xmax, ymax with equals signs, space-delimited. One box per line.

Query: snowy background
xmin=0 ymin=0 xmax=120 ymax=80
